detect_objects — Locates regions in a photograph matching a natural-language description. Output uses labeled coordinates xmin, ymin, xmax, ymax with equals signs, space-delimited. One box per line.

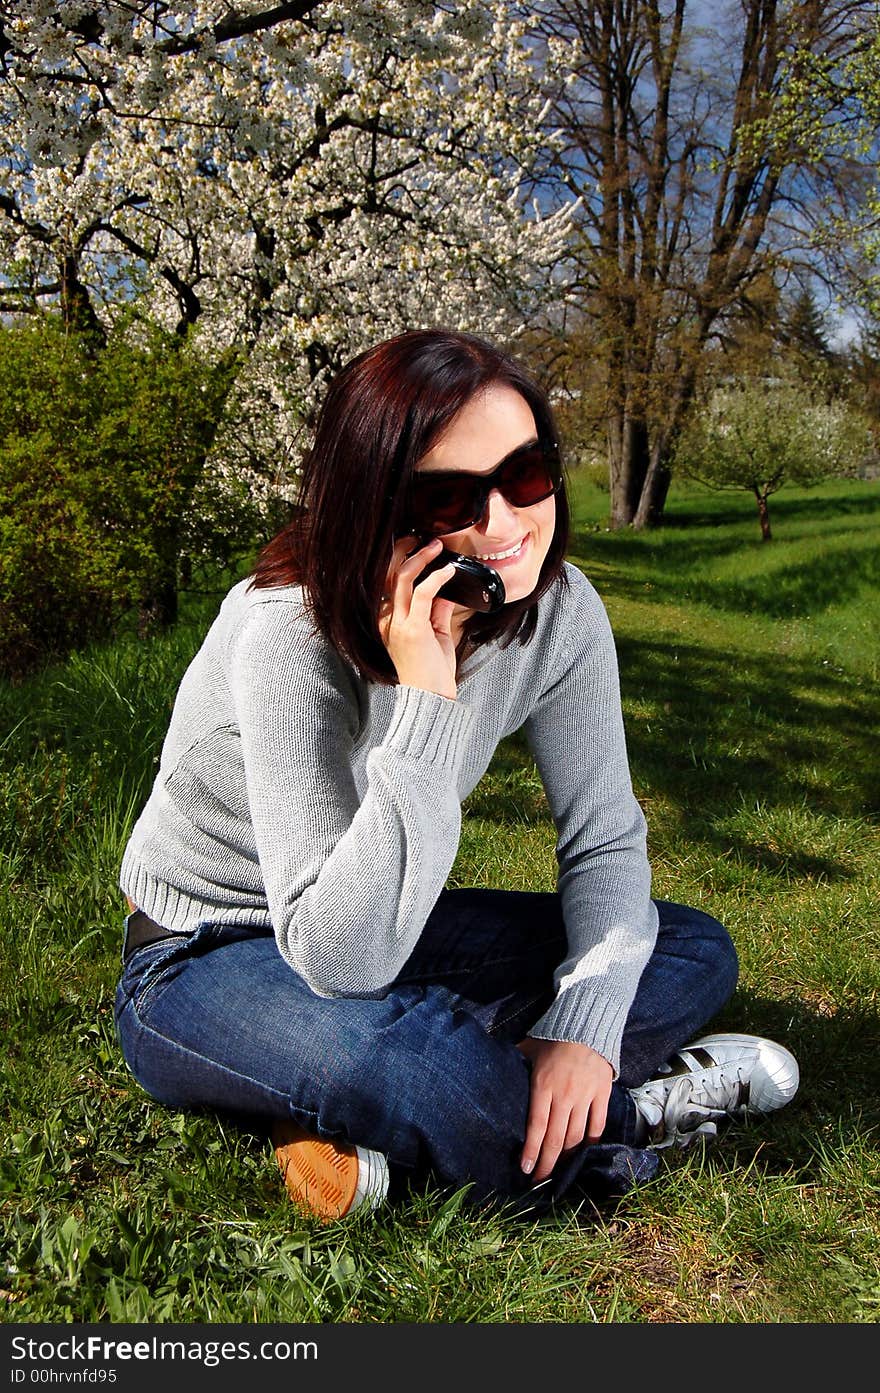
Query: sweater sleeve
xmin=523 ymin=574 xmax=658 ymax=1075
xmin=227 ymin=599 xmax=473 ymax=997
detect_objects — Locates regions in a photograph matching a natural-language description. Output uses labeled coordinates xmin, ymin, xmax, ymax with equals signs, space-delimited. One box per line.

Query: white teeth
xmin=477 ymin=538 xmax=524 ymax=561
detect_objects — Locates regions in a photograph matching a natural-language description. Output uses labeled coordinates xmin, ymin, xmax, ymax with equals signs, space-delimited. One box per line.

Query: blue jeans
xmin=114 ymin=892 xmax=738 ymax=1212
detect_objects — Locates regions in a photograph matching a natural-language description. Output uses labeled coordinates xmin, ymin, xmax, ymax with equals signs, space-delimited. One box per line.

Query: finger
xmin=381 ymin=556 xmax=456 ymax=646
xmin=521 ymin=1090 xmax=551 ymax=1176
xmin=561 ymin=1103 xmax=589 ymax=1154
xmin=430 ymin=596 xmax=458 ymax=635
xmin=396 ymin=537 xmax=445 ymax=586
xmin=383 ymin=535 xmax=431 ymax=594
xmin=532 ymin=1108 xmax=571 ymax=1183
xmin=396 ymin=534 xmax=441 ymax=566
xmin=409 ymin=560 xmax=457 ymax=610
xmin=586 ymin=1090 xmax=609 ymax=1142
xmin=385 ymin=540 xmax=444 ymax=612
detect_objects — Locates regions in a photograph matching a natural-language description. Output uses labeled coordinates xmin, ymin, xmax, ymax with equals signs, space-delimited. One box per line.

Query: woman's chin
xmin=499 ymin=565 xmax=543 ymax=606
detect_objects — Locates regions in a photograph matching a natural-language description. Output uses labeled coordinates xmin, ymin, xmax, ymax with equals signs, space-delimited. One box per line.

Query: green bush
xmin=0 ymin=317 xmax=244 ymax=680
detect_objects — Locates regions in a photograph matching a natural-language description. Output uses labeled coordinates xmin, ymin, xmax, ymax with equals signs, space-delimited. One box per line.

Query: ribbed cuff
xmin=383 ymin=684 xmax=473 ymax=767
xmin=528 ymin=990 xmax=631 ymax=1079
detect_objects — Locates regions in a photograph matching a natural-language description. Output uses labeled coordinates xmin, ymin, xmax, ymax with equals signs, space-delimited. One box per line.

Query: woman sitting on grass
xmin=115 ymin=328 xmax=798 ymax=1220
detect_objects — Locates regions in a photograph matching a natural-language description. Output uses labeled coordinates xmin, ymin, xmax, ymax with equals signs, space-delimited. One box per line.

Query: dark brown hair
xmin=249 ymin=328 xmax=570 ymax=682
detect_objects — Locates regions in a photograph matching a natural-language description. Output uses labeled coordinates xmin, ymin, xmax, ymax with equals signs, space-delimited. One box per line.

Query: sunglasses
xmin=403 ymin=439 xmax=562 ymax=538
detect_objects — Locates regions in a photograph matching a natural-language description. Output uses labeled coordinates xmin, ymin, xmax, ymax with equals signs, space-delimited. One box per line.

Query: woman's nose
xmin=478 ymin=487 xmax=519 ymax=532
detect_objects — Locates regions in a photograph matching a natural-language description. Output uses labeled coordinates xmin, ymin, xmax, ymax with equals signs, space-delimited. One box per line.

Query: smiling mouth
xmin=476 ymin=537 xmax=526 ymax=562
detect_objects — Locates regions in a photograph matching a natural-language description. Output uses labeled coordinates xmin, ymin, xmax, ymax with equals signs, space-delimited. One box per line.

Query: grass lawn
xmin=1 ymin=475 xmax=878 ymax=1324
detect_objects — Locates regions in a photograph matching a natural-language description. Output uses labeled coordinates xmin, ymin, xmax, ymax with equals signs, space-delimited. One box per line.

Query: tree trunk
xmin=59 ymin=253 xmax=106 ymax=344
xmin=609 ymin=411 xmax=650 ymax=527
xmin=138 ymin=566 xmax=178 ymax=636
xmin=755 ymin=489 xmax=772 ymax=541
xmin=633 ymin=440 xmax=672 ymax=529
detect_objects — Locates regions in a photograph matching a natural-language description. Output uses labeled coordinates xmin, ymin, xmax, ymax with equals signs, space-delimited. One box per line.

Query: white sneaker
xmin=271 ymin=1119 xmax=390 ymax=1220
xmin=629 ymin=1032 xmax=800 ymax=1149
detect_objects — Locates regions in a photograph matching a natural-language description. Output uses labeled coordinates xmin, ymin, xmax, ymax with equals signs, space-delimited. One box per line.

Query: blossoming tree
xmin=0 ymin=1 xmax=574 ymax=490
xmin=0 ymin=3 xmax=575 ymax=650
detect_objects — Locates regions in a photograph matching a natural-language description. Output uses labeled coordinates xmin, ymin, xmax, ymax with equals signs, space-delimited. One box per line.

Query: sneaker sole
xmin=272 ymin=1120 xmax=362 ymax=1220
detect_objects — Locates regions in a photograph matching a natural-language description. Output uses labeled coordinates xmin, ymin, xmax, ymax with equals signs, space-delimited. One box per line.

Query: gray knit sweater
xmin=120 ymin=560 xmax=658 ymax=1074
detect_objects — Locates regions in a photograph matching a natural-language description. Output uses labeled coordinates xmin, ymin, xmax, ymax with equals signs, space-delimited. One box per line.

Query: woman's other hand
xmin=516 ymin=1037 xmax=614 ymax=1182
xmin=379 ymin=537 xmax=459 ymax=700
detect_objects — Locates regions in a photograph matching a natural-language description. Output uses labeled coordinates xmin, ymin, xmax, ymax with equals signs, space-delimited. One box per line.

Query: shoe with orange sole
xmin=271 ymin=1119 xmax=390 ymax=1220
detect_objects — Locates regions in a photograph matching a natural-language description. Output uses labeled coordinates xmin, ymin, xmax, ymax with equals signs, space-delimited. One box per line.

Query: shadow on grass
xmin=768 ymin=486 xmax=880 ymax=524
xmin=706 ymin=543 xmax=880 ymax=619
xmin=718 ymin=843 xmax=854 ymax=882
xmin=473 ymin=631 xmax=878 ymax=882
xmin=570 ymin=525 xmax=880 ymax=620
xmin=613 ymin=633 xmax=878 ymax=821
xmin=618 ymin=485 xmax=880 ymax=533
xmin=701 ymin=987 xmax=880 ymax=1179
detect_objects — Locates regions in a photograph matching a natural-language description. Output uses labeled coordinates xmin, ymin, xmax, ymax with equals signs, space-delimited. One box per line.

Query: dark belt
xmin=123 ymin=908 xmax=181 ymax=963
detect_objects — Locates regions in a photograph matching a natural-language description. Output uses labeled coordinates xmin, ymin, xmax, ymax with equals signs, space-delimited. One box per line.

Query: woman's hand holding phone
xmin=379 ymin=537 xmax=460 ymax=700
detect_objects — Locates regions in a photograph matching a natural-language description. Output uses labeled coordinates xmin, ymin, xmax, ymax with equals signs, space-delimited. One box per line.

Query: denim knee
xmin=655 ymin=898 xmax=739 ymax=997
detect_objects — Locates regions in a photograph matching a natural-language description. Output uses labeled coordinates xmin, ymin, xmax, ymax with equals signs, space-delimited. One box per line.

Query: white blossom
xmin=0 ymin=2 xmax=575 ymax=515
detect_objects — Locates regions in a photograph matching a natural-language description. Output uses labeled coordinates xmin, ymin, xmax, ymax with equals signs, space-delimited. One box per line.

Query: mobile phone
xmin=413 ymin=548 xmax=506 ymax=613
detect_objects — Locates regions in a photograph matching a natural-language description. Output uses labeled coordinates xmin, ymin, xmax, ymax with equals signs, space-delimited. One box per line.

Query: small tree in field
xmin=673 ymin=378 xmax=872 ymax=540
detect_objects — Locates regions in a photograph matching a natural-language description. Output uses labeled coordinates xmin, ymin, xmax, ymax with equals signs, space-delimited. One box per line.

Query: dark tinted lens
xmin=498 ymin=444 xmax=559 ymax=506
xmin=406 ymin=474 xmax=481 ymax=535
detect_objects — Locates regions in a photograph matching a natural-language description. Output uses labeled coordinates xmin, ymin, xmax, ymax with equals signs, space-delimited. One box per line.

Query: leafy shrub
xmin=0 ymin=317 xmax=246 ymax=679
